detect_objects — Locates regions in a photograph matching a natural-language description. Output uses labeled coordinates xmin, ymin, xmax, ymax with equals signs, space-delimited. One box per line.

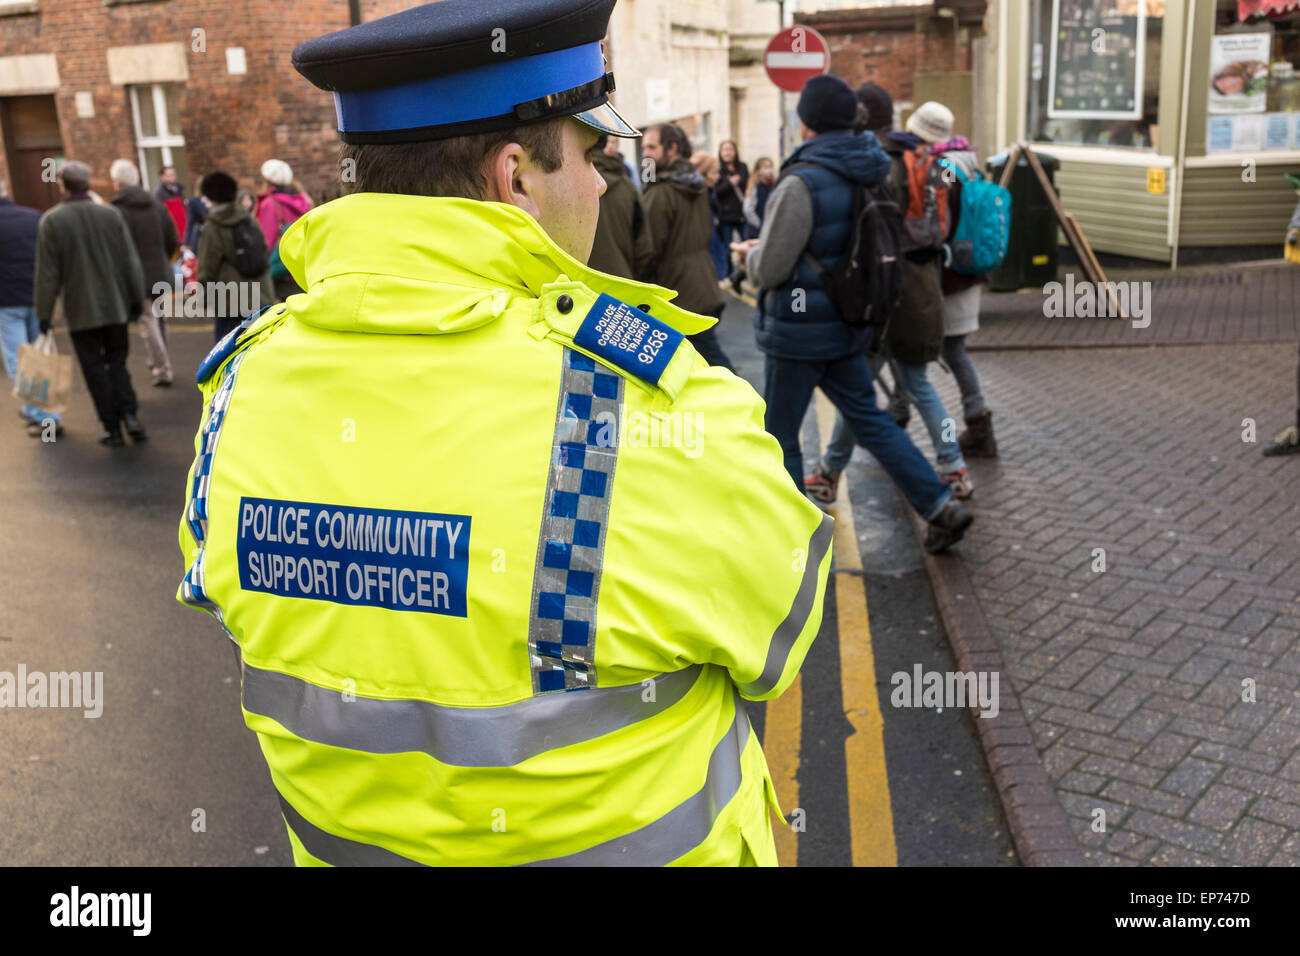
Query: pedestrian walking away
xmin=176 ymin=0 xmax=829 ymax=868
xmin=110 ymin=158 xmax=179 ymax=388
xmin=196 ymin=171 xmax=276 ymax=344
xmin=921 ymin=108 xmax=998 ymax=459
xmin=812 ymin=99 xmax=974 ymax=500
xmin=0 ymin=176 xmax=63 ymax=434
xmin=255 ymin=159 xmax=313 ymax=302
xmin=741 ymin=74 xmax=972 ymax=553
xmin=34 ymin=161 xmax=148 ymax=446
xmin=641 ymin=122 xmax=736 ymax=371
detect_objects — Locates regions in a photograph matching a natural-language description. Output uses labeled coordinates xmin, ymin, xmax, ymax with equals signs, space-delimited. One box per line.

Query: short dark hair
xmin=340 ymin=118 xmax=566 ymax=200
xmin=650 ymin=123 xmax=690 ymax=162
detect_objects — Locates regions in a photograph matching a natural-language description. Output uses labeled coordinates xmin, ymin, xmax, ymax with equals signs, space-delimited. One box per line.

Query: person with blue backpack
xmin=926 ymin=109 xmax=1005 ymax=460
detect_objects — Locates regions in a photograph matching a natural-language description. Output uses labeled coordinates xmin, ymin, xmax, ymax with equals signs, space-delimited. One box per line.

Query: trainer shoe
xmin=1262 ymin=426 xmax=1300 ymax=456
xmin=941 ymin=467 xmax=974 ymax=500
xmin=803 ymin=464 xmax=840 ymax=504
xmin=924 ymin=500 xmax=973 ymax=554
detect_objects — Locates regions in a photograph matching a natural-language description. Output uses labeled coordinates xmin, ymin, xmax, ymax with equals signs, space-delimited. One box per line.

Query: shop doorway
xmin=1 ymin=94 xmax=64 ymax=211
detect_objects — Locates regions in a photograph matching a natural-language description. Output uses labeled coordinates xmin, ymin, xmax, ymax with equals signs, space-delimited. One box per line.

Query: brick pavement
xmin=970 ymin=263 xmax=1300 ymax=350
xmin=917 ymin=341 xmax=1300 ymax=866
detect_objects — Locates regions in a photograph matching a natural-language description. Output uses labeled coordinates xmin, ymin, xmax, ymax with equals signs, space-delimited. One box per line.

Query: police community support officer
xmin=176 ymin=0 xmax=832 ymax=866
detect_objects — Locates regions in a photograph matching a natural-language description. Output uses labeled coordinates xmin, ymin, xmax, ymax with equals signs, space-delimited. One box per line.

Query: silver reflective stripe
xmin=738 ymin=513 xmax=834 ymax=697
xmin=523 ymin=690 xmax=751 ymax=866
xmin=243 ymin=661 xmax=702 ymax=768
xmin=276 ymin=689 xmax=753 ymax=868
xmin=278 ymin=793 xmax=427 ymax=867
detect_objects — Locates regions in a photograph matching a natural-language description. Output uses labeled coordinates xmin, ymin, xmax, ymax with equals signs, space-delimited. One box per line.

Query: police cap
xmin=292 ymin=0 xmax=639 ymax=145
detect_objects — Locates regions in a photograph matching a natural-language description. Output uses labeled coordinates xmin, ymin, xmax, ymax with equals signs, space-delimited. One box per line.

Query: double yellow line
xmin=764 ymin=391 xmax=897 ymax=867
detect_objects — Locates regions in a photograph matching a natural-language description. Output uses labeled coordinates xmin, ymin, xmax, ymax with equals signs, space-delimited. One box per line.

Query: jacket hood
xmin=266 ymin=191 xmax=313 ymax=217
xmin=881 ymin=130 xmax=925 ymax=153
xmin=208 ymin=203 xmax=251 ymax=226
xmin=275 ymin=192 xmax=712 ymax=336
xmin=593 ymin=150 xmax=629 ymax=187
xmin=783 ymin=128 xmax=891 ymax=186
xmin=655 ymin=158 xmax=705 ymax=196
xmin=111 ymin=186 xmax=159 ymax=209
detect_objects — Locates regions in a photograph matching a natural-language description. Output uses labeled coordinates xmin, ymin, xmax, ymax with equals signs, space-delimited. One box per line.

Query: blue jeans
xmin=894 ymin=362 xmax=966 ymax=474
xmin=763 ymin=352 xmax=951 ymax=520
xmin=827 ymin=361 xmax=966 ymax=476
xmin=0 ymin=305 xmax=61 ymax=423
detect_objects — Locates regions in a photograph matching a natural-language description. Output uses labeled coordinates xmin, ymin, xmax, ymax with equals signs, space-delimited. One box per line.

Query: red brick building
xmin=0 ymin=0 xmax=411 ymax=211
xmin=795 ymin=1 xmax=988 ymax=145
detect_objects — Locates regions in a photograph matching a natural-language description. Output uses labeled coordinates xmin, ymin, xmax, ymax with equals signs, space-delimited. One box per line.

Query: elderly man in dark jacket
xmin=740 ymin=75 xmax=971 ymax=553
xmin=588 ymin=135 xmax=654 ymax=280
xmin=111 ymin=158 xmax=179 ymax=387
xmin=640 ymin=122 xmax=734 ymax=371
xmin=34 ymin=161 xmax=147 ymax=447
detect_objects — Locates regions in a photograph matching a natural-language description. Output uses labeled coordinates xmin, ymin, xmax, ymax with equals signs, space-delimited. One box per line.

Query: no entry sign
xmin=764 ymin=25 xmax=830 ymax=93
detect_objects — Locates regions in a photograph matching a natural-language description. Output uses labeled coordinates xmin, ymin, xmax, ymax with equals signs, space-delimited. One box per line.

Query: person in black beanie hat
xmin=196 ymin=171 xmax=275 ymax=342
xmin=733 ymin=72 xmax=974 ymax=553
xmin=855 ymin=82 xmax=894 ymax=135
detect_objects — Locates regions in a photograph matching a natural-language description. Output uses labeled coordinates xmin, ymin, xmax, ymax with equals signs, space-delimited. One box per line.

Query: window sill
xmin=1026 ymin=143 xmax=1171 ymax=167
xmin=0 ymin=1 xmax=40 ymax=17
xmin=1186 ymin=150 xmax=1300 ymax=166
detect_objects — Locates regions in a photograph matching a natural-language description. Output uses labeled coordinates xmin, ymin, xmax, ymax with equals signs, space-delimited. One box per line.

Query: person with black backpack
xmin=738 ymin=75 xmax=972 ymax=554
xmin=197 ymin=171 xmax=275 ymax=343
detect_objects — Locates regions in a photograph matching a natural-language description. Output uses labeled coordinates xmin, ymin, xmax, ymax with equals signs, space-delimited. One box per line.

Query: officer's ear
xmin=486 ymin=141 xmax=541 ymax=218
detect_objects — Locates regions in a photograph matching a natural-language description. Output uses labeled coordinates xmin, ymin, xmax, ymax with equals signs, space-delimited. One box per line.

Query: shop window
xmin=1208 ymin=0 xmax=1300 ymax=152
xmin=128 ymin=83 xmax=188 ymax=189
xmin=1027 ymin=0 xmax=1165 ymax=150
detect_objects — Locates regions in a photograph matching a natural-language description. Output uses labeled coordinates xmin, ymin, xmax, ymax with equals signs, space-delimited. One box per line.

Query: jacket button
xmin=637 ymin=304 xmax=651 ymax=313
xmin=556 ymin=295 xmax=573 ymax=314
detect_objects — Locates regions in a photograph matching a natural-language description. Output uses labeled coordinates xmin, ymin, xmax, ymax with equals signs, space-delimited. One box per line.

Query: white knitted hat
xmin=906 ymin=101 xmax=955 ymax=144
xmin=261 ymin=159 xmax=293 ymax=187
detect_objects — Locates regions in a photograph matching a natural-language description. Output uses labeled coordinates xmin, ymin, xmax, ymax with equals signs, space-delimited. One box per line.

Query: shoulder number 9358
xmin=638 ymin=328 xmax=669 ymax=364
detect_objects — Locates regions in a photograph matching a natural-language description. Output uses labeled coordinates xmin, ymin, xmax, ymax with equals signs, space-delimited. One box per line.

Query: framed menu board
xmin=1048 ymin=0 xmax=1148 ymax=120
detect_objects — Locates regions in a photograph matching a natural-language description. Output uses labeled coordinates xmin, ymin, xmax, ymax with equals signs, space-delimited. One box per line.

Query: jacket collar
xmin=277 ymin=192 xmax=702 ymax=336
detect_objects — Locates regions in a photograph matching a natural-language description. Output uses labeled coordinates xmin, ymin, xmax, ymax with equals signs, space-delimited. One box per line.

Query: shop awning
xmin=1239 ymin=0 xmax=1300 ymax=21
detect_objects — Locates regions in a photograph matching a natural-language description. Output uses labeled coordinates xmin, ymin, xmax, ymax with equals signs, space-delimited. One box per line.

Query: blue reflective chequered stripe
xmin=180 ymin=351 xmax=249 ymax=620
xmin=527 ymin=349 xmax=624 ymax=694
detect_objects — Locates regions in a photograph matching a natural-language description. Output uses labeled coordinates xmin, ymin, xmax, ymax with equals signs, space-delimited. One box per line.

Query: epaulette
xmin=196 ymin=305 xmax=285 ymax=385
xmin=533 ymin=285 xmax=713 ymax=403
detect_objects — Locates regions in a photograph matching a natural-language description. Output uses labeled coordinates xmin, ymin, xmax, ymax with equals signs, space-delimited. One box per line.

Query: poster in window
xmin=1047 ymin=0 xmax=1147 ymax=120
xmin=1208 ymin=33 xmax=1271 ymax=115
xmin=1265 ymin=113 xmax=1292 ymax=150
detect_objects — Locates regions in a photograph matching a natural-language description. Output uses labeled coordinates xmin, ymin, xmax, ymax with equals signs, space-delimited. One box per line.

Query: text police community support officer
xmin=176 ymin=0 xmax=832 ymax=866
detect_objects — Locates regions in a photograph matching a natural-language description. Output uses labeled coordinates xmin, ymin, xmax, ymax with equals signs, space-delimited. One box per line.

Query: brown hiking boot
xmin=958 ymin=410 xmax=998 ymax=458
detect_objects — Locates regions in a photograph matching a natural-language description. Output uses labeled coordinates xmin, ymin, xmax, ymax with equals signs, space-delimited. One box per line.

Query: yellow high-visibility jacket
xmin=176 ymin=192 xmax=832 ymax=866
